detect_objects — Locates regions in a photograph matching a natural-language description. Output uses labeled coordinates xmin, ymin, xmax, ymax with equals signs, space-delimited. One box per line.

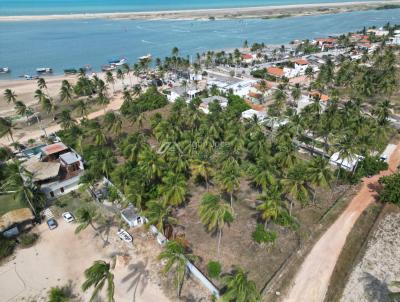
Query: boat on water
xmin=0 ymin=67 xmax=10 ymax=74
xmin=64 ymin=68 xmax=78 ymax=75
xmin=139 ymin=54 xmax=152 ymax=61
xmin=36 ymin=67 xmax=53 ymax=74
xmin=24 ymin=74 xmax=39 ymax=80
xmin=108 ymin=57 xmax=127 ymax=66
xmin=101 ymin=64 xmax=116 ymax=72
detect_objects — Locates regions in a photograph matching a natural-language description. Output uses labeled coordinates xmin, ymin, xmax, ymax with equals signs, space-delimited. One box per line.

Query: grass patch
xmin=19 ymin=233 xmax=39 ymax=248
xmin=0 ymin=237 xmax=16 ymax=261
xmin=51 ymin=190 xmax=94 ymax=218
xmin=0 ymin=194 xmax=26 ymax=216
xmin=325 ymin=203 xmax=383 ymax=302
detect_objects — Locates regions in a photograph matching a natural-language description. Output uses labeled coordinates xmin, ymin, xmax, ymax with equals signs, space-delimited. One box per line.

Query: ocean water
xmin=1 ymin=9 xmax=400 ymax=78
xmin=0 ymin=0 xmax=380 ymax=16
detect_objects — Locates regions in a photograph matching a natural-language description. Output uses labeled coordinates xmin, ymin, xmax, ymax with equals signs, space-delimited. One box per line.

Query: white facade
xmin=241 ymin=109 xmax=267 ymax=122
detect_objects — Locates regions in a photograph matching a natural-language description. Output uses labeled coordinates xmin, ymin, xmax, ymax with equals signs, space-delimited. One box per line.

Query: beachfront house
xmin=0 ymin=208 xmax=35 ymax=238
xmin=329 ymin=152 xmax=363 ymax=172
xmin=199 ymin=96 xmax=228 ymax=114
xmin=313 ymin=38 xmax=337 ymax=51
xmin=390 ymin=34 xmax=400 ymax=45
xmin=21 ymin=142 xmax=84 ymax=199
xmin=241 ymin=109 xmax=267 ymax=123
xmin=367 ymin=28 xmax=389 ymax=37
xmin=121 ymin=204 xmax=147 ymax=228
xmin=167 ymin=86 xmax=200 ymax=102
xmin=242 ymin=53 xmax=255 ymax=64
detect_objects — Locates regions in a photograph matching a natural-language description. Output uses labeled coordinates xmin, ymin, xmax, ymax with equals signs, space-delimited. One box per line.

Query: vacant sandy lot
xmin=0 ymin=220 xmax=169 ymax=302
xmin=341 ymin=212 xmax=400 ymax=302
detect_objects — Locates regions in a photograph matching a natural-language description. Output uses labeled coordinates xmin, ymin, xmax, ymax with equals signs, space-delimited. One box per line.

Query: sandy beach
xmin=1 ymin=0 xmax=400 ymax=22
xmin=0 ymin=220 xmax=170 ymax=302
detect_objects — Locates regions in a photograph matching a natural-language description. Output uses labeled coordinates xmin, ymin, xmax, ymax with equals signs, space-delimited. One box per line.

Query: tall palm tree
xmin=82 ymin=260 xmax=115 ymax=302
xmin=34 ymin=89 xmax=46 ymax=103
xmin=220 ymin=266 xmax=261 ymax=302
xmin=14 ymin=100 xmax=29 ymax=119
xmin=41 ymin=97 xmax=55 ymax=118
xmin=256 ymin=185 xmax=284 ymax=229
xmin=190 ymin=158 xmax=214 ymax=191
xmin=104 ymin=111 xmax=122 ymax=135
xmin=0 ymin=117 xmax=16 ymax=143
xmin=158 ymin=240 xmax=197 ymax=298
xmin=158 ymin=172 xmax=187 ymax=206
xmin=122 ymin=63 xmax=132 ymax=87
xmin=60 ymin=84 xmax=74 ymax=104
xmin=198 ymin=193 xmax=233 ymax=257
xmin=373 ymin=99 xmax=392 ymax=126
xmin=75 ymin=99 xmax=88 ymax=118
xmin=306 ymin=156 xmax=332 ymax=203
xmin=75 ymin=207 xmax=97 ymax=233
xmin=216 ymin=160 xmax=240 ymax=210
xmin=282 ymin=164 xmax=310 ymax=214
xmin=105 ymin=71 xmax=115 ymax=94
xmin=97 ymin=92 xmax=110 ymax=113
xmin=143 ymin=200 xmax=176 ymax=235
xmin=3 ymin=89 xmax=17 ymax=104
xmin=58 ymin=109 xmax=76 ymax=130
xmin=116 ymin=69 xmax=125 ymax=86
xmin=37 ymin=77 xmax=49 ymax=95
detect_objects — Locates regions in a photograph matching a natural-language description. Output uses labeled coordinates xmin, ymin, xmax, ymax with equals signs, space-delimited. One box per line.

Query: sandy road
xmin=283 ymin=143 xmax=400 ymax=302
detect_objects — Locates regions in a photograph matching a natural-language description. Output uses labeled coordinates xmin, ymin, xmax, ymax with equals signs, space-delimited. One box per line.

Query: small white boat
xmin=139 ymin=54 xmax=152 ymax=61
xmin=36 ymin=67 xmax=53 ymax=74
xmin=24 ymin=74 xmax=39 ymax=80
xmin=117 ymin=229 xmax=133 ymax=243
xmin=108 ymin=57 xmax=127 ymax=66
xmin=0 ymin=67 xmax=10 ymax=74
xmin=101 ymin=64 xmax=116 ymax=72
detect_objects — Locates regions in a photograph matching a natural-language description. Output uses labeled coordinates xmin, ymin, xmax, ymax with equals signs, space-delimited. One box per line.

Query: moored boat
xmin=101 ymin=64 xmax=116 ymax=72
xmin=139 ymin=54 xmax=152 ymax=61
xmin=0 ymin=67 xmax=10 ymax=74
xmin=108 ymin=57 xmax=127 ymax=66
xmin=64 ymin=68 xmax=78 ymax=75
xmin=36 ymin=67 xmax=53 ymax=74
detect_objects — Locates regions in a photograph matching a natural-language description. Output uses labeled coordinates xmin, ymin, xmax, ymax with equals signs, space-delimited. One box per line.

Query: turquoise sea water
xmin=0 ymin=0 xmax=379 ymax=16
xmin=1 ymin=9 xmax=400 ymax=79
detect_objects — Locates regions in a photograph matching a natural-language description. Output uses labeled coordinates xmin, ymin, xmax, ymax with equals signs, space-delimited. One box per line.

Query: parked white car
xmin=117 ymin=229 xmax=133 ymax=243
xmin=62 ymin=212 xmax=75 ymax=223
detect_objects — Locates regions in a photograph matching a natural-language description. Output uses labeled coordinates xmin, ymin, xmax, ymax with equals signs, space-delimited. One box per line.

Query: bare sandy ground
xmin=341 ymin=212 xmax=400 ymax=302
xmin=0 ymin=221 xmax=169 ymax=302
xmin=0 ymin=1 xmax=399 ymax=22
xmin=283 ymin=143 xmax=400 ymax=302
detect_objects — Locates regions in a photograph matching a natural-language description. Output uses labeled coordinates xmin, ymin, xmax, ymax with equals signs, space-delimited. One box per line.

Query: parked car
xmin=62 ymin=212 xmax=74 ymax=223
xmin=47 ymin=218 xmax=58 ymax=230
xmin=117 ymin=229 xmax=133 ymax=243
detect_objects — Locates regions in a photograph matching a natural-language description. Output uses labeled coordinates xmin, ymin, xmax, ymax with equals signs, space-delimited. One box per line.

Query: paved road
xmin=283 ymin=143 xmax=400 ymax=302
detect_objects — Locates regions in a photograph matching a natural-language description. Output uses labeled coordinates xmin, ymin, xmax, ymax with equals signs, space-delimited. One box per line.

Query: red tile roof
xmin=309 ymin=91 xmax=329 ymax=102
xmin=248 ymin=91 xmax=263 ymax=98
xmin=294 ymin=59 xmax=309 ymax=65
xmin=242 ymin=53 xmax=253 ymax=59
xmin=41 ymin=143 xmax=68 ymax=156
xmin=267 ymin=67 xmax=284 ymax=77
xmin=315 ymin=38 xmax=337 ymax=44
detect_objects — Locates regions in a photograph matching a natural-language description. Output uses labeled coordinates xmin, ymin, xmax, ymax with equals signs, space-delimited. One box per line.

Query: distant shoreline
xmin=1 ymin=0 xmax=400 ymax=22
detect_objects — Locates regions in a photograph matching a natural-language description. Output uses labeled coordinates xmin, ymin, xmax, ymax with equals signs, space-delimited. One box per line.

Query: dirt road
xmin=283 ymin=143 xmax=400 ymax=302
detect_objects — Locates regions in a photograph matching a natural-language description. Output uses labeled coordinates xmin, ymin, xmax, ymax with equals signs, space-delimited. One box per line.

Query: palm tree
xmin=34 ymin=89 xmax=46 ymax=103
xmin=93 ymin=128 xmax=107 ymax=146
xmin=82 ymin=260 xmax=115 ymax=302
xmin=190 ymin=158 xmax=214 ymax=191
xmin=198 ymin=193 xmax=233 ymax=257
xmin=104 ymin=111 xmax=122 ymax=135
xmin=220 ymin=267 xmax=261 ymax=302
xmin=58 ymin=109 xmax=76 ymax=130
xmin=256 ymin=185 xmax=284 ymax=229
xmin=122 ymin=63 xmax=132 ymax=87
xmin=41 ymin=97 xmax=55 ymax=118
xmin=373 ymin=99 xmax=392 ymax=126
xmin=216 ymin=160 xmax=240 ymax=210
xmin=60 ymin=84 xmax=74 ymax=104
xmin=105 ymin=71 xmax=115 ymax=94
xmin=158 ymin=172 xmax=187 ymax=206
xmin=14 ymin=100 xmax=29 ymax=119
xmin=116 ymin=69 xmax=125 ymax=86
xmin=37 ymin=77 xmax=48 ymax=95
xmin=97 ymin=92 xmax=110 ymax=113
xmin=75 ymin=207 xmax=97 ymax=233
xmin=282 ymin=164 xmax=311 ymax=214
xmin=291 ymin=83 xmax=302 ymax=104
xmin=3 ymin=89 xmax=17 ymax=104
xmin=48 ymin=286 xmax=71 ymax=302
xmin=0 ymin=117 xmax=16 ymax=143
xmin=75 ymin=99 xmax=88 ymax=118
xmin=143 ymin=200 xmax=176 ymax=235
xmin=158 ymin=240 xmax=197 ymax=298
xmin=306 ymin=156 xmax=332 ymax=204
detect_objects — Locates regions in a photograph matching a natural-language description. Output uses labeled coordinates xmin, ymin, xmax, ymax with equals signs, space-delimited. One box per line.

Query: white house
xmin=21 ymin=142 xmax=84 ymax=199
xmin=121 ymin=204 xmax=147 ymax=228
xmin=241 ymin=109 xmax=267 ymax=122
xmin=329 ymin=152 xmax=363 ymax=172
xmin=199 ymin=96 xmax=228 ymax=114
xmin=390 ymin=34 xmax=400 ymax=45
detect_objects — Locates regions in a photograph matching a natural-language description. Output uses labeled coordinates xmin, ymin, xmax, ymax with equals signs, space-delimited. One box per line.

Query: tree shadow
xmin=361 ymin=272 xmax=391 ymax=302
xmin=96 ymin=216 xmax=116 ymax=247
xmin=121 ymin=259 xmax=150 ymax=302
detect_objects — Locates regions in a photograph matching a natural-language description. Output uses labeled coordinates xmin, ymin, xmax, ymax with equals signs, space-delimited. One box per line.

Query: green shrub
xmin=0 ymin=236 xmax=16 ymax=260
xmin=227 ymin=94 xmax=251 ymax=116
xmin=207 ymin=260 xmax=222 ymax=279
xmin=379 ymin=172 xmax=400 ymax=205
xmin=120 ymin=86 xmax=167 ymax=116
xmin=252 ymin=224 xmax=277 ymax=244
xmin=19 ymin=233 xmax=39 ymax=248
xmin=275 ymin=211 xmax=298 ymax=230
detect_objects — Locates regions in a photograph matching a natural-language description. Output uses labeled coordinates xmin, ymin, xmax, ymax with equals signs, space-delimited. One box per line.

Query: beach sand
xmin=1 ymin=0 xmax=400 ymax=22
xmin=0 ymin=221 xmax=170 ymax=302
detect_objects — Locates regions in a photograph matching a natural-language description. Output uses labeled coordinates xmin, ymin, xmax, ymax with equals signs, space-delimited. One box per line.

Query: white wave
xmin=141 ymin=39 xmax=155 ymax=44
